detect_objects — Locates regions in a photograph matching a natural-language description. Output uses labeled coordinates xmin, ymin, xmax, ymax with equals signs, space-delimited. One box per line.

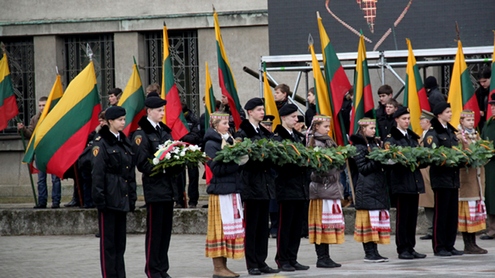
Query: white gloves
xmin=238 ymin=155 xmax=249 ymax=166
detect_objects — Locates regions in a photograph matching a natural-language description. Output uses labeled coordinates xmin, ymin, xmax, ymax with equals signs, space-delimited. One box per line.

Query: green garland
xmin=214 ymin=138 xmax=356 ymax=171
xmin=367 ymin=140 xmax=494 ymax=171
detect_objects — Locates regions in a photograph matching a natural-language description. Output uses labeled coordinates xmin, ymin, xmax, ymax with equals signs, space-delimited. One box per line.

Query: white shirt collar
xmin=147 ymin=117 xmax=160 ymax=129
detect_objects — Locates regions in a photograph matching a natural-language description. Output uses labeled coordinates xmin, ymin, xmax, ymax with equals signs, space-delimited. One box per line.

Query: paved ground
xmin=2 ymin=234 xmax=495 ymax=277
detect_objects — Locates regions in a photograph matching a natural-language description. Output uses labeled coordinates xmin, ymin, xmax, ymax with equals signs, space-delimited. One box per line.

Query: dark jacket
xmin=305 ymin=103 xmax=317 ymax=127
xmin=132 ymin=116 xmax=176 ymax=203
xmin=272 ymin=124 xmax=308 ymax=201
xmin=427 ymin=87 xmax=445 ymax=112
xmin=92 ymin=125 xmax=136 ymax=212
xmin=350 ymin=134 xmax=389 ymax=210
xmin=235 ymin=119 xmax=275 ymax=200
xmin=180 ymin=108 xmax=201 ymax=145
xmin=375 ymin=102 xmax=386 ymax=121
xmin=384 ymin=127 xmax=425 ymax=194
xmin=204 ymin=128 xmax=242 ymax=195
xmin=377 ymin=114 xmax=395 ymax=141
xmin=475 ymin=86 xmax=489 ymax=130
xmin=423 ymin=117 xmax=460 ymax=189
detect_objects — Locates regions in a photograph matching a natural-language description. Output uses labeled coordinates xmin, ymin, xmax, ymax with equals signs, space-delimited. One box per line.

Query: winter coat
xmin=305 ymin=103 xmax=317 ymax=127
xmin=384 ymin=127 xmax=425 ymax=194
xmin=349 ymin=134 xmax=389 ymax=210
xmin=272 ymin=124 xmax=308 ymax=201
xmin=180 ymin=108 xmax=201 ymax=145
xmin=204 ymin=128 xmax=242 ymax=195
xmin=308 ymin=132 xmax=343 ymax=200
xmin=377 ymin=114 xmax=396 ymax=141
xmin=235 ymin=119 xmax=275 ymax=200
xmin=423 ymin=117 xmax=460 ymax=189
xmin=92 ymin=125 xmax=136 ymax=212
xmin=427 ymin=87 xmax=446 ymax=112
xmin=18 ymin=112 xmax=40 ymax=139
xmin=481 ymin=118 xmax=495 ymax=214
xmin=457 ymin=127 xmax=485 ymax=201
xmin=132 ymin=116 xmax=177 ymax=203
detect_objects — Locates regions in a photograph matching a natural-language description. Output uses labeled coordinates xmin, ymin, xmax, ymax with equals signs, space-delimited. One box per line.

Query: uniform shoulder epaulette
xmin=95 ymin=136 xmax=101 ymax=141
xmin=429 ymin=127 xmax=434 ymax=130
xmin=386 ymin=134 xmax=392 ymax=138
xmin=273 ymin=133 xmax=278 ymax=137
xmin=136 ymin=127 xmax=142 ymax=130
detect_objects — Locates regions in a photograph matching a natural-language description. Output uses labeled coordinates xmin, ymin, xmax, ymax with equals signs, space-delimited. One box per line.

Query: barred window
xmin=0 ymin=38 xmax=35 ymax=135
xmin=144 ymin=30 xmax=199 ymax=116
xmin=63 ymin=33 xmax=115 ymax=109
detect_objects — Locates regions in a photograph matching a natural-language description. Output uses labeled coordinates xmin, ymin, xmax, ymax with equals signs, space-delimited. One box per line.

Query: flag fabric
xmin=0 ymin=53 xmax=18 ymax=131
xmin=118 ymin=62 xmax=146 ymax=136
xmin=214 ymin=10 xmax=243 ymax=130
xmin=447 ymin=40 xmax=479 ymax=128
xmin=25 ymin=61 xmax=101 ymax=178
xmin=350 ymin=35 xmax=375 ymax=134
xmin=317 ymin=14 xmax=352 ymax=145
xmin=403 ymin=39 xmax=431 ymax=136
xmin=262 ymin=70 xmax=280 ymax=132
xmin=23 ymin=74 xmax=64 ymax=163
xmin=487 ymin=34 xmax=495 ymax=119
xmin=161 ymin=24 xmax=189 ymax=140
xmin=309 ymin=41 xmax=333 ymax=138
xmin=204 ymin=62 xmax=217 ymax=130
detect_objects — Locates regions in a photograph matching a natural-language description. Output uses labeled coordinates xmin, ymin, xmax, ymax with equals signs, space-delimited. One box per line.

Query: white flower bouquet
xmin=150 ymin=140 xmax=208 ymax=176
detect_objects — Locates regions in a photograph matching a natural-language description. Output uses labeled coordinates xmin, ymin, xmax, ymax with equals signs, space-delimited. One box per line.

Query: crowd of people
xmin=18 ymin=68 xmax=495 ymax=278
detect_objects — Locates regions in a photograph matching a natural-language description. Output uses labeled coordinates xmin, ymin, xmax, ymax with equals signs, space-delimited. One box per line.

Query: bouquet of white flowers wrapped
xmin=150 ymin=140 xmax=208 ymax=176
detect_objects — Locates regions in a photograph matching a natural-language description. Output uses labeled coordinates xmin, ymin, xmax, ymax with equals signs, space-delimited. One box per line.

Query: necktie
xmin=292 ymin=132 xmax=298 ymax=141
xmin=255 ymin=127 xmax=260 ymax=134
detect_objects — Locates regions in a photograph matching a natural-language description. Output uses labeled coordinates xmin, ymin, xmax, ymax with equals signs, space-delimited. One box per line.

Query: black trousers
xmin=275 ymin=200 xmax=305 ymax=267
xmin=145 ymin=201 xmax=174 ymax=278
xmin=432 ymin=188 xmax=459 ymax=253
xmin=185 ymin=165 xmax=199 ymax=206
xmin=244 ymin=200 xmax=270 ymax=269
xmin=395 ymin=193 xmax=419 ymax=254
xmin=98 ymin=209 xmax=127 ymax=278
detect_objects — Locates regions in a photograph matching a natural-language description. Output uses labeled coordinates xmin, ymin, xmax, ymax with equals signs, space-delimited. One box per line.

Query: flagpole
xmin=16 ymin=115 xmax=38 ymax=206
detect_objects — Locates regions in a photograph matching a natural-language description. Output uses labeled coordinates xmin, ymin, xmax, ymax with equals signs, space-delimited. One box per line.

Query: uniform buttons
xmin=126 ymin=166 xmax=129 ymax=169
xmin=124 ymin=180 xmax=128 ymax=182
xmin=113 ymin=150 xmax=116 ymax=152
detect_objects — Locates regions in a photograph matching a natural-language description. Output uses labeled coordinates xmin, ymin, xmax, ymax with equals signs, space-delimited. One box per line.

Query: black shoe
xmin=291 ymin=262 xmax=310 ymax=271
xmin=419 ymin=234 xmax=433 ymax=240
xmin=247 ymin=268 xmax=261 ymax=275
xmin=95 ymin=232 xmax=100 ymax=238
xmin=480 ymin=234 xmax=494 ymax=240
xmin=449 ymin=248 xmax=463 ymax=256
xmin=163 ymin=274 xmax=171 ymax=278
xmin=51 ymin=203 xmax=60 ymax=209
xmin=84 ymin=203 xmax=96 ymax=209
xmin=398 ymin=251 xmax=414 ymax=260
xmin=411 ymin=251 xmax=427 ymax=259
xmin=434 ymin=250 xmax=451 ymax=256
xmin=316 ymin=257 xmax=342 ymax=268
xmin=279 ymin=264 xmax=295 ymax=272
xmin=270 ymin=233 xmax=277 ymax=239
xmin=64 ymin=199 xmax=79 ymax=207
xmin=259 ymin=266 xmax=279 ymax=274
xmin=33 ymin=204 xmax=47 ymax=209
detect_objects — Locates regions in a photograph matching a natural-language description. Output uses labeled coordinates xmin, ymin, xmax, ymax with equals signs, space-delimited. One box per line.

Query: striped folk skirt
xmin=458 ymin=201 xmax=486 ymax=233
xmin=308 ymin=199 xmax=345 ymax=244
xmin=354 ymin=209 xmax=390 ymax=244
xmin=205 ymin=194 xmax=245 ymax=259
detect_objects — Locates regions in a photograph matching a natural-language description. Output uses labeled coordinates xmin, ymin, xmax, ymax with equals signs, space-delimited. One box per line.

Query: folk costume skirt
xmin=354 ymin=210 xmax=390 ymax=244
xmin=308 ymin=199 xmax=344 ymax=245
xmin=205 ymin=194 xmax=245 ymax=259
xmin=458 ymin=201 xmax=486 ymax=233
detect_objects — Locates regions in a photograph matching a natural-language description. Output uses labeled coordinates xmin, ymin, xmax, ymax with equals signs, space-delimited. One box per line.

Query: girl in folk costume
xmin=306 ymin=115 xmax=344 ymax=268
xmin=456 ymin=110 xmax=487 ymax=254
xmin=204 ymin=113 xmax=247 ymax=278
xmin=349 ymin=118 xmax=390 ymax=263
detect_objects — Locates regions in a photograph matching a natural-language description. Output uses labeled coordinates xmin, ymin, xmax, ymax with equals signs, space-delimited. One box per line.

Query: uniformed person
xmin=384 ymin=107 xmax=427 ymax=260
xmin=273 ymin=104 xmax=310 ymax=272
xmin=132 ymin=95 xmax=175 ymax=278
xmin=423 ymin=102 xmax=463 ymax=256
xmin=92 ymin=106 xmax=136 ymax=278
xmin=235 ymin=98 xmax=279 ymax=275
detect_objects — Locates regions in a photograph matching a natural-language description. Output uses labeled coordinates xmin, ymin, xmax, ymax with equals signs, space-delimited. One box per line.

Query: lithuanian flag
xmin=204 ymin=62 xmax=216 ymax=130
xmin=214 ymin=9 xmax=243 ymax=130
xmin=263 ymin=68 xmax=280 ymax=132
xmin=28 ymin=61 xmax=100 ymax=177
xmin=350 ymin=35 xmax=374 ymax=134
xmin=404 ymin=39 xmax=430 ymax=136
xmin=0 ymin=53 xmax=18 ymax=131
xmin=118 ymin=62 xmax=146 ymax=136
xmin=487 ymin=34 xmax=495 ymax=119
xmin=309 ymin=39 xmax=333 ymax=138
xmin=161 ymin=24 xmax=189 ymax=140
xmin=447 ymin=40 xmax=479 ymax=128
xmin=317 ymin=13 xmax=352 ymax=145
xmin=23 ymin=74 xmax=64 ymax=163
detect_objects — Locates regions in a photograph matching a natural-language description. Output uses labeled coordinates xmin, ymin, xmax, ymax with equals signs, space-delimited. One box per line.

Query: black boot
xmin=363 ymin=242 xmax=385 ymax=263
xmin=374 ymin=243 xmax=389 ymax=262
xmin=315 ymin=244 xmax=341 ymax=268
xmin=465 ymin=232 xmax=488 ymax=254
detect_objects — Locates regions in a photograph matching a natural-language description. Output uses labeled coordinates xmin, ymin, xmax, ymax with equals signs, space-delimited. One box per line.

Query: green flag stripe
xmin=0 ymin=76 xmax=14 ymax=105
xmin=461 ymin=69 xmax=474 ymax=105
